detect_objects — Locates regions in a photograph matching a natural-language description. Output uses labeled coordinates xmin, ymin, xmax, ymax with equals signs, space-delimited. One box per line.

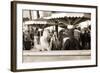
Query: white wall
xmin=0 ymin=0 xmax=99 ymax=73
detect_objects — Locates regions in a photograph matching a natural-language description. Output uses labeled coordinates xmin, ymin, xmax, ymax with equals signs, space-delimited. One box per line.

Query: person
xmin=33 ymin=28 xmax=41 ymax=51
xmin=80 ymin=28 xmax=91 ymax=49
xmin=84 ymin=28 xmax=90 ymax=49
xmin=87 ymin=27 xmax=91 ymax=49
xmin=23 ymin=30 xmax=32 ymax=50
xmin=34 ymin=27 xmax=40 ymax=44
xmin=58 ymin=30 xmax=64 ymax=50
xmin=74 ymin=27 xmax=81 ymax=42
xmin=23 ymin=32 xmax=25 ymax=50
xmin=40 ymin=29 xmax=51 ymax=51
xmin=63 ymin=29 xmax=80 ymax=50
xmin=80 ymin=29 xmax=85 ymax=49
xmin=50 ymin=31 xmax=60 ymax=50
xmin=30 ymin=27 xmax=34 ymax=48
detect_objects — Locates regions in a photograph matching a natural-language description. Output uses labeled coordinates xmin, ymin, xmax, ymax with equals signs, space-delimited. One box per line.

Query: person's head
xmin=54 ymin=31 xmax=57 ymax=35
xmin=35 ymin=27 xmax=38 ymax=31
xmin=43 ymin=29 xmax=50 ymax=38
xmin=84 ymin=28 xmax=88 ymax=33
xmin=81 ymin=29 xmax=85 ymax=34
xmin=67 ymin=29 xmax=74 ymax=38
xmin=78 ymin=27 xmax=81 ymax=30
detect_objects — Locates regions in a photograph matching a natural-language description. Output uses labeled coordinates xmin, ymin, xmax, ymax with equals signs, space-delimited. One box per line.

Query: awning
xmin=23 ymin=18 xmax=55 ymax=25
xmin=44 ymin=13 xmax=91 ymax=27
xmin=24 ymin=20 xmax=48 ymax=25
xmin=44 ymin=13 xmax=91 ymax=19
xmin=23 ymin=19 xmax=56 ymax=29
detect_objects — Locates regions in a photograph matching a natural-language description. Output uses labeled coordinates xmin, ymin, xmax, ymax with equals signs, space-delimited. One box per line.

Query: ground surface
xmin=23 ymin=50 xmax=91 ymax=62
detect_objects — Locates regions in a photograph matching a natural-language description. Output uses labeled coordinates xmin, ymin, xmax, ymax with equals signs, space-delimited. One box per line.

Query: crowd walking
xmin=23 ymin=25 xmax=91 ymax=51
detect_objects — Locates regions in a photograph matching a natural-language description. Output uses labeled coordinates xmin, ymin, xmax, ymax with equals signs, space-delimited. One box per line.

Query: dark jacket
xmin=63 ymin=37 xmax=80 ymax=50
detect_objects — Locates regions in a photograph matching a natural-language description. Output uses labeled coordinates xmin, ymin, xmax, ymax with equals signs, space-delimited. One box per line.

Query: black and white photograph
xmin=11 ymin=1 xmax=97 ymax=72
xmin=22 ymin=10 xmax=91 ymax=62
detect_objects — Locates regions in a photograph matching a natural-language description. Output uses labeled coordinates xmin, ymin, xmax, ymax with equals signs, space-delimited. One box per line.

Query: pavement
xmin=22 ymin=50 xmax=91 ymax=63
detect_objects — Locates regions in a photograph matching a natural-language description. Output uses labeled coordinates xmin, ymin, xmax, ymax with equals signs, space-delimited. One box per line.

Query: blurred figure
xmin=34 ymin=27 xmax=40 ymax=44
xmin=80 ymin=29 xmax=85 ymax=49
xmin=58 ymin=30 xmax=64 ymax=50
xmin=63 ymin=29 xmax=80 ymax=50
xmin=74 ymin=27 xmax=81 ymax=42
xmin=50 ymin=31 xmax=60 ymax=50
xmin=30 ymin=27 xmax=34 ymax=48
xmin=87 ymin=26 xmax=91 ymax=49
xmin=63 ymin=28 xmax=69 ymax=38
xmin=23 ymin=30 xmax=32 ymax=50
xmin=40 ymin=29 xmax=51 ymax=51
xmin=80 ymin=28 xmax=91 ymax=49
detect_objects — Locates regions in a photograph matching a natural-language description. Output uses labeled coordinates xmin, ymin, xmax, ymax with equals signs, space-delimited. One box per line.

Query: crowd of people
xmin=23 ymin=25 xmax=91 ymax=51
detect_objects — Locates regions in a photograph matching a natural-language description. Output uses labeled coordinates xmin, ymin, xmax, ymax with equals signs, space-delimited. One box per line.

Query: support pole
xmin=55 ymin=21 xmax=58 ymax=37
xmin=29 ymin=10 xmax=32 ymax=20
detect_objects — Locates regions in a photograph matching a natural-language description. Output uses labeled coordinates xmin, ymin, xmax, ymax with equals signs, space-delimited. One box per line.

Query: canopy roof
xmin=43 ymin=13 xmax=91 ymax=27
xmin=44 ymin=13 xmax=91 ymax=19
xmin=23 ymin=19 xmax=55 ymax=28
xmin=24 ymin=20 xmax=55 ymax=25
xmin=23 ymin=13 xmax=91 ymax=29
xmin=24 ymin=20 xmax=47 ymax=25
